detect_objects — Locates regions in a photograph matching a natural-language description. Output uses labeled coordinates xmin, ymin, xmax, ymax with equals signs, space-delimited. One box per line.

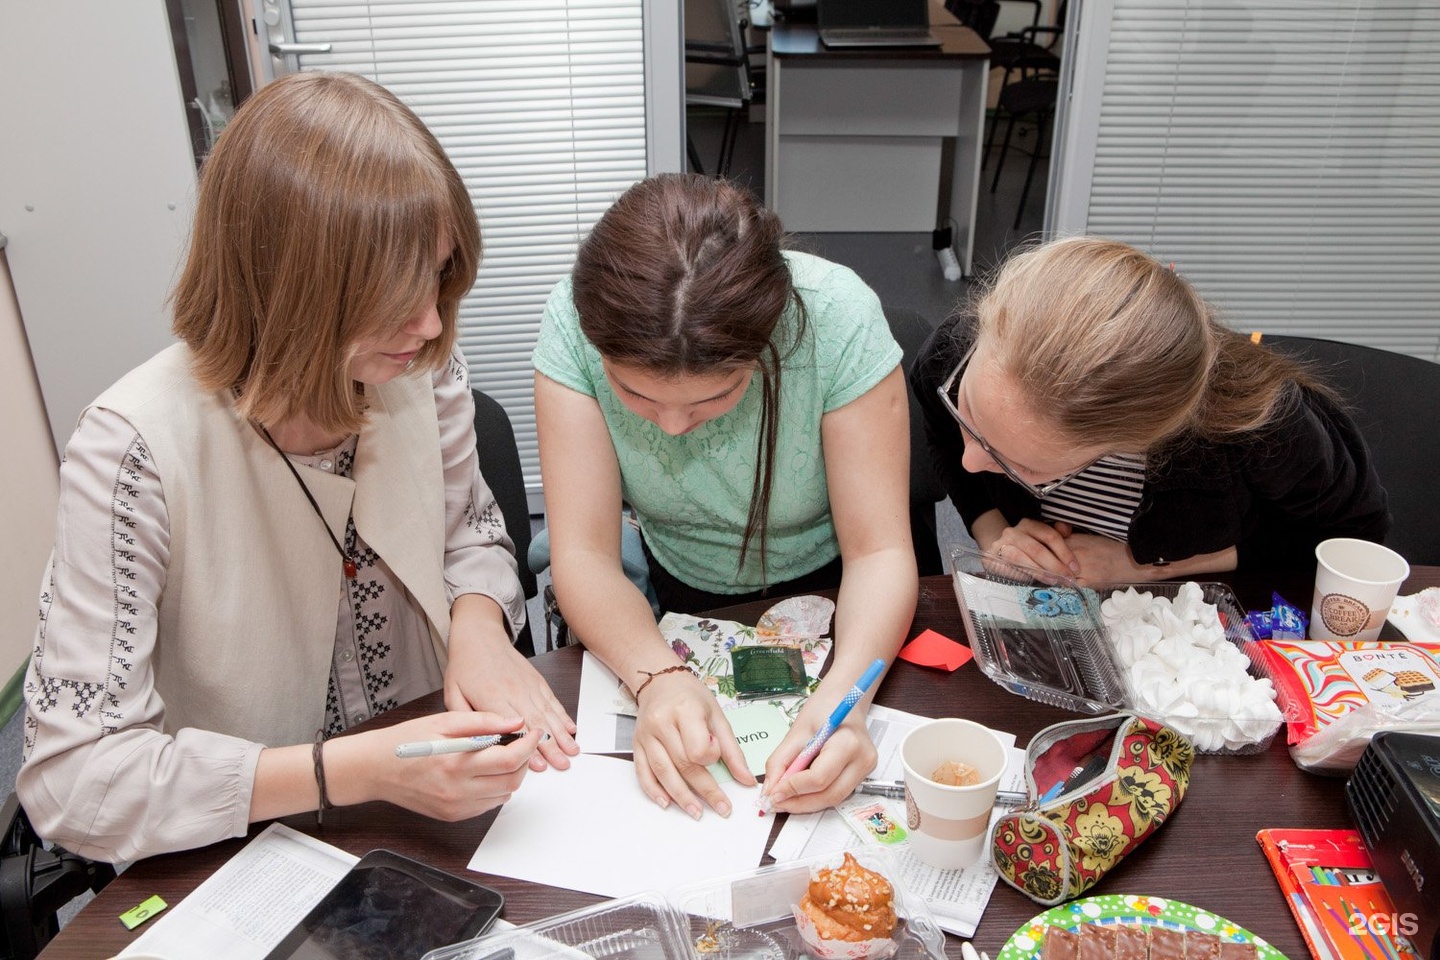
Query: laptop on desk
xmin=817 ymin=0 xmax=942 ymax=48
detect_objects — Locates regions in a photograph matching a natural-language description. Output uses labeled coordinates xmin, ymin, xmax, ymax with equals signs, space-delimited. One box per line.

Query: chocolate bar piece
xmin=1218 ymin=941 xmax=1258 ymax=960
xmin=1113 ymin=924 xmax=1147 ymax=960
xmin=1146 ymin=927 xmax=1186 ymax=960
xmin=1077 ymin=924 xmax=1119 ymax=960
xmin=1185 ymin=931 xmax=1223 ymax=960
xmin=1042 ymin=926 xmax=1079 ymax=960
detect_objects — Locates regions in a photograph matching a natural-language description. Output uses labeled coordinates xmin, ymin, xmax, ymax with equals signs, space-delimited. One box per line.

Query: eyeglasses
xmin=937 ymin=360 xmax=1102 ymax=498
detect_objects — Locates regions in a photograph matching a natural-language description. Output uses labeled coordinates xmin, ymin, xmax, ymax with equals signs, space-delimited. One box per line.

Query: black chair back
xmin=884 ymin=306 xmax=947 ymax=576
xmin=1263 ymin=336 xmax=1440 ymax=565
xmin=471 ymin=388 xmax=538 ymax=656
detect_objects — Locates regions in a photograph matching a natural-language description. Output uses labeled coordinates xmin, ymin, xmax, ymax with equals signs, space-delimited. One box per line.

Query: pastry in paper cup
xmin=792 ymin=906 xmax=896 ymax=960
xmin=792 ymin=852 xmax=898 ymax=960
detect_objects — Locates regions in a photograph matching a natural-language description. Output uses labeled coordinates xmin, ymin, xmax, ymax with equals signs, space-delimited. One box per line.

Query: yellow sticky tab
xmin=120 ymin=894 xmax=167 ymax=930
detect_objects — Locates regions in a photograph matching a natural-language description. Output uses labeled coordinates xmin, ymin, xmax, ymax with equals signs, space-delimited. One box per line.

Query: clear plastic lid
xmin=669 ymin=848 xmax=946 ymax=960
xmin=422 ymin=893 xmax=693 ymax=960
xmin=949 ymin=546 xmax=1300 ymax=754
xmin=950 ymin=546 xmax=1127 ymax=714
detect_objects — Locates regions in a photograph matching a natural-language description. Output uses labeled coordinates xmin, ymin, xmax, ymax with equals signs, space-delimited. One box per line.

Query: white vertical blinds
xmin=1080 ymin=0 xmax=1440 ymax=360
xmin=291 ymin=0 xmax=652 ymax=503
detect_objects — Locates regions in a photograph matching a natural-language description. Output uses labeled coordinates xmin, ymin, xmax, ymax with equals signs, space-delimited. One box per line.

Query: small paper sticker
xmin=120 ymin=894 xmax=167 ymax=930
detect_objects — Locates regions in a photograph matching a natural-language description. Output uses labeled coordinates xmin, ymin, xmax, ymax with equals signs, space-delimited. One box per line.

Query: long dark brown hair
xmin=571 ymin=173 xmax=806 ymax=580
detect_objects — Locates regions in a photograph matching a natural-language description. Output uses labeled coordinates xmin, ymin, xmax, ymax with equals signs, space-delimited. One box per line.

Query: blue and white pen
xmin=394 ymin=731 xmax=540 ymax=758
xmin=757 ymin=657 xmax=887 ymax=815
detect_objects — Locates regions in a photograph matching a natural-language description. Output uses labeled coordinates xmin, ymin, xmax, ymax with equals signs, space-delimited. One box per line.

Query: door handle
xmin=268 ymin=41 xmax=333 ymax=55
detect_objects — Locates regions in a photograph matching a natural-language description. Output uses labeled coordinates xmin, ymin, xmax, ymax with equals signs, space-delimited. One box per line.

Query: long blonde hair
xmin=171 ymin=72 xmax=480 ymax=432
xmin=974 ymin=236 xmax=1326 ymax=452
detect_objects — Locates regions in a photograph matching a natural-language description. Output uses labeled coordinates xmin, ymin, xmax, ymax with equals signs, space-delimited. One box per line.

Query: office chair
xmin=989 ymin=73 xmax=1059 ymax=230
xmin=1261 ymin=336 xmax=1440 ymax=566
xmin=684 ymin=0 xmax=756 ymax=178
xmin=955 ymin=0 xmax=1065 ymax=170
xmin=0 ymin=793 xmax=114 ymax=960
xmin=471 ymin=389 xmax=539 ymax=657
xmin=883 ymin=306 xmax=947 ymax=576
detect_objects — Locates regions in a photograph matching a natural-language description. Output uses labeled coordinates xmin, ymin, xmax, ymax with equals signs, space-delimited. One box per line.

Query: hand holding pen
xmin=757 ymin=658 xmax=887 ymax=815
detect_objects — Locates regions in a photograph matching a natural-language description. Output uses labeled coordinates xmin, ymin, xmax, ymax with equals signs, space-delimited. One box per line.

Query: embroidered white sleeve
xmin=435 ymin=350 xmax=526 ymax=639
xmin=17 ymin=406 xmax=261 ymax=862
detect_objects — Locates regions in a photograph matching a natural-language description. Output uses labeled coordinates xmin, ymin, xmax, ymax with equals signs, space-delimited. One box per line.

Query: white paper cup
xmin=1311 ymin=538 xmax=1410 ymax=641
xmin=899 ymin=718 xmax=1006 ymax=870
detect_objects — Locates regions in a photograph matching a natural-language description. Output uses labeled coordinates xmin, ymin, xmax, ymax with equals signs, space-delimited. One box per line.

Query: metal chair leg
xmin=991 ymin=112 xmax=1019 ymax=193
xmin=1014 ymin=108 xmax=1052 ymax=230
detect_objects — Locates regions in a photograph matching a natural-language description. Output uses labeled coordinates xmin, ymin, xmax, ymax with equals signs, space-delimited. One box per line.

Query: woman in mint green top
xmin=534 ymin=174 xmax=917 ymax=821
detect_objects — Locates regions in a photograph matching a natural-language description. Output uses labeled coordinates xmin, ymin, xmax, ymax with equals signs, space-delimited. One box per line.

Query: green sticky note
xmin=707 ymin=701 xmax=792 ymax=783
xmin=120 ymin=894 xmax=167 ymax=930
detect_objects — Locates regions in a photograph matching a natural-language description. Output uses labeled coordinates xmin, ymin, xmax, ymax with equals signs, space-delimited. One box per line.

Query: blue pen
xmin=1039 ymin=780 xmax=1066 ymax=803
xmin=757 ymin=658 xmax=887 ymax=814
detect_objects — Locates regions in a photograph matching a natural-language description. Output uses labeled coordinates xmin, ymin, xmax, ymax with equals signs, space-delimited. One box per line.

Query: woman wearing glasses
xmin=910 ymin=236 xmax=1388 ymax=583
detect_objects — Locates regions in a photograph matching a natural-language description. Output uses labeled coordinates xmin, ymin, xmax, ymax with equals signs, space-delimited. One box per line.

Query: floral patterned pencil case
xmin=990 ymin=713 xmax=1195 ymax=906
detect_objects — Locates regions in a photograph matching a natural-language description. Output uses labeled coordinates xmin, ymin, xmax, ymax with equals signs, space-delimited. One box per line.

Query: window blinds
xmin=292 ymin=0 xmax=653 ymax=506
xmin=1060 ymin=0 xmax=1440 ymax=360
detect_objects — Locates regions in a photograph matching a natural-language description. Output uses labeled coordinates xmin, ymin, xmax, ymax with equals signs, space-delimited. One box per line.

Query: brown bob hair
xmin=171 ymin=71 xmax=480 ymax=433
xmin=570 ymin=173 xmax=805 ymax=578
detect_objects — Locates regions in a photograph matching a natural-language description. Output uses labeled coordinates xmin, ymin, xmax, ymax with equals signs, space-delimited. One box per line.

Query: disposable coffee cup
xmin=1311 ymin=538 xmax=1410 ymax=641
xmin=900 ymin=718 xmax=1006 ymax=870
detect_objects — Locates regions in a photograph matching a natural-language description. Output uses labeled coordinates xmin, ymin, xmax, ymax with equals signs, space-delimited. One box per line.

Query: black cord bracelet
xmin=312 ymin=729 xmax=333 ymax=826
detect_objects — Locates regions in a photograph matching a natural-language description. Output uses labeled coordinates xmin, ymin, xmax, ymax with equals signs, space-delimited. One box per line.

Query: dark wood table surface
xmin=45 ymin=567 xmax=1439 ymax=959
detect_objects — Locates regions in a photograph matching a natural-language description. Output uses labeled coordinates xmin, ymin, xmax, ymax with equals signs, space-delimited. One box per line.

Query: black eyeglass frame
xmin=936 ymin=359 xmax=1103 ymax=499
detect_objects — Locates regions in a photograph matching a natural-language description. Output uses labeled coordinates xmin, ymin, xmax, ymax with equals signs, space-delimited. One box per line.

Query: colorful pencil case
xmin=990 ymin=713 xmax=1195 ymax=906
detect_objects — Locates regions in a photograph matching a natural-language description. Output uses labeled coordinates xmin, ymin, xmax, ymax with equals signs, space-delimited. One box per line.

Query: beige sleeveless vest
xmin=91 ymin=344 xmax=450 ymax=748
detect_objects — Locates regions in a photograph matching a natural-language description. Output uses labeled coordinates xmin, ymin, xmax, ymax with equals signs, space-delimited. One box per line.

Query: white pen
xmin=394 ymin=731 xmax=543 ymax=758
xmin=856 ymin=779 xmax=1029 ymax=805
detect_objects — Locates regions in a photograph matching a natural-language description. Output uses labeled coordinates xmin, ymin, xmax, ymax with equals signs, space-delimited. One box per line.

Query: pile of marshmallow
xmin=1099 ymin=581 xmax=1283 ymax=752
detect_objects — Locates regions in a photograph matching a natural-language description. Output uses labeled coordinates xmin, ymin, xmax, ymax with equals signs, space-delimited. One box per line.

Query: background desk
xmin=765 ymin=12 xmax=990 ymax=276
xmin=42 ymin=567 xmax=1439 ymax=959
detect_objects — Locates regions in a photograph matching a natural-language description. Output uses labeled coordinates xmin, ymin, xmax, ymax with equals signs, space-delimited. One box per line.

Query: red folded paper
xmin=898 ymin=629 xmax=973 ymax=671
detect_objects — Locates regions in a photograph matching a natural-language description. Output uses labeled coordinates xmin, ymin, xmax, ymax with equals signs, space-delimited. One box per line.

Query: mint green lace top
xmin=533 ymin=251 xmax=901 ymax=594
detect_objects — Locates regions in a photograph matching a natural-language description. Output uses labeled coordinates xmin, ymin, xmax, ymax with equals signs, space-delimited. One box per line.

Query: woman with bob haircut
xmin=534 ymin=173 xmax=917 ymax=820
xmin=18 ymin=71 xmax=578 ymax=864
xmin=911 ymin=235 xmax=1388 ymax=583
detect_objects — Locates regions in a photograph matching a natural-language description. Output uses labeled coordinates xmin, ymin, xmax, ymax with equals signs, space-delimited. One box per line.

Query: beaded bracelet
xmin=312 ymin=729 xmax=333 ymax=826
xmin=633 ymin=664 xmax=697 ymax=700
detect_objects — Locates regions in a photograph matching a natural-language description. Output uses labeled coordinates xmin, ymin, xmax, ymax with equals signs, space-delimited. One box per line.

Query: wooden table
xmin=42 ymin=568 xmax=1439 ymax=959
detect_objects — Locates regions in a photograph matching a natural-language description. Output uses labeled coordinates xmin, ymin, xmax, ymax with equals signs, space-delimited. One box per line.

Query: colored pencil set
xmin=1256 ymin=828 xmax=1420 ymax=960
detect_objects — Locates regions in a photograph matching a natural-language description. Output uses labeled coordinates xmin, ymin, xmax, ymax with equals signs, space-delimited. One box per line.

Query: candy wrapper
xmin=1245 ymin=592 xmax=1308 ymax=640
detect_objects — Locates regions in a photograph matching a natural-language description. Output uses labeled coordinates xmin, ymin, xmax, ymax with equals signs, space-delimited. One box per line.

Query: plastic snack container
xmin=670 ymin=848 xmax=946 ymax=960
xmin=422 ymin=893 xmax=693 ymax=960
xmin=948 ymin=546 xmax=1301 ymax=754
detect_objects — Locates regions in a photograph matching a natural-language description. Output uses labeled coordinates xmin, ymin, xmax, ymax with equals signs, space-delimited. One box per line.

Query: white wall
xmin=0 ymin=0 xmax=195 ymax=450
xmin=0 ymin=250 xmax=57 ymax=677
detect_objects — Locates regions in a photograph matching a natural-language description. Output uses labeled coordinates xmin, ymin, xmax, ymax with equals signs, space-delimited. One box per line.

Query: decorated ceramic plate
xmin=996 ymin=895 xmax=1290 ymax=960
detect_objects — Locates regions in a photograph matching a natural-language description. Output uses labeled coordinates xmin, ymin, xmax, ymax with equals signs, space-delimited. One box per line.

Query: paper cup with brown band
xmin=1311 ymin=538 xmax=1410 ymax=642
xmin=899 ymin=718 xmax=1007 ymax=870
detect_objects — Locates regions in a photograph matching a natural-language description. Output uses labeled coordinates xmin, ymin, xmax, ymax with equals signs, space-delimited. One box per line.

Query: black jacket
xmin=909 ymin=313 xmax=1390 ymax=572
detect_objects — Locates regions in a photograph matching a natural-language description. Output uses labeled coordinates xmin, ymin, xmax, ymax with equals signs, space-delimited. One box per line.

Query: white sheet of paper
xmin=120 ymin=823 xmax=358 ymax=959
xmin=767 ymin=705 xmax=1024 ymax=938
xmin=575 ymin=650 xmax=633 ymax=753
xmin=468 ymin=753 xmax=772 ymax=898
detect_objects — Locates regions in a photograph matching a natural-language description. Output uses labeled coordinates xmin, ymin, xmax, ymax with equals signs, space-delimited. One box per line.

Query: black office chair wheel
xmin=0 ymin=793 xmax=115 ymax=960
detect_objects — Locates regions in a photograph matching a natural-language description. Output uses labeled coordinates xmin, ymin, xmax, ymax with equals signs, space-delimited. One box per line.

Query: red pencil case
xmin=990 ymin=713 xmax=1195 ymax=906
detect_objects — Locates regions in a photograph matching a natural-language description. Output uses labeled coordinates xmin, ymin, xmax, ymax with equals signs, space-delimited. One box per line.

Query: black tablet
xmin=264 ymin=849 xmax=503 ymax=960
